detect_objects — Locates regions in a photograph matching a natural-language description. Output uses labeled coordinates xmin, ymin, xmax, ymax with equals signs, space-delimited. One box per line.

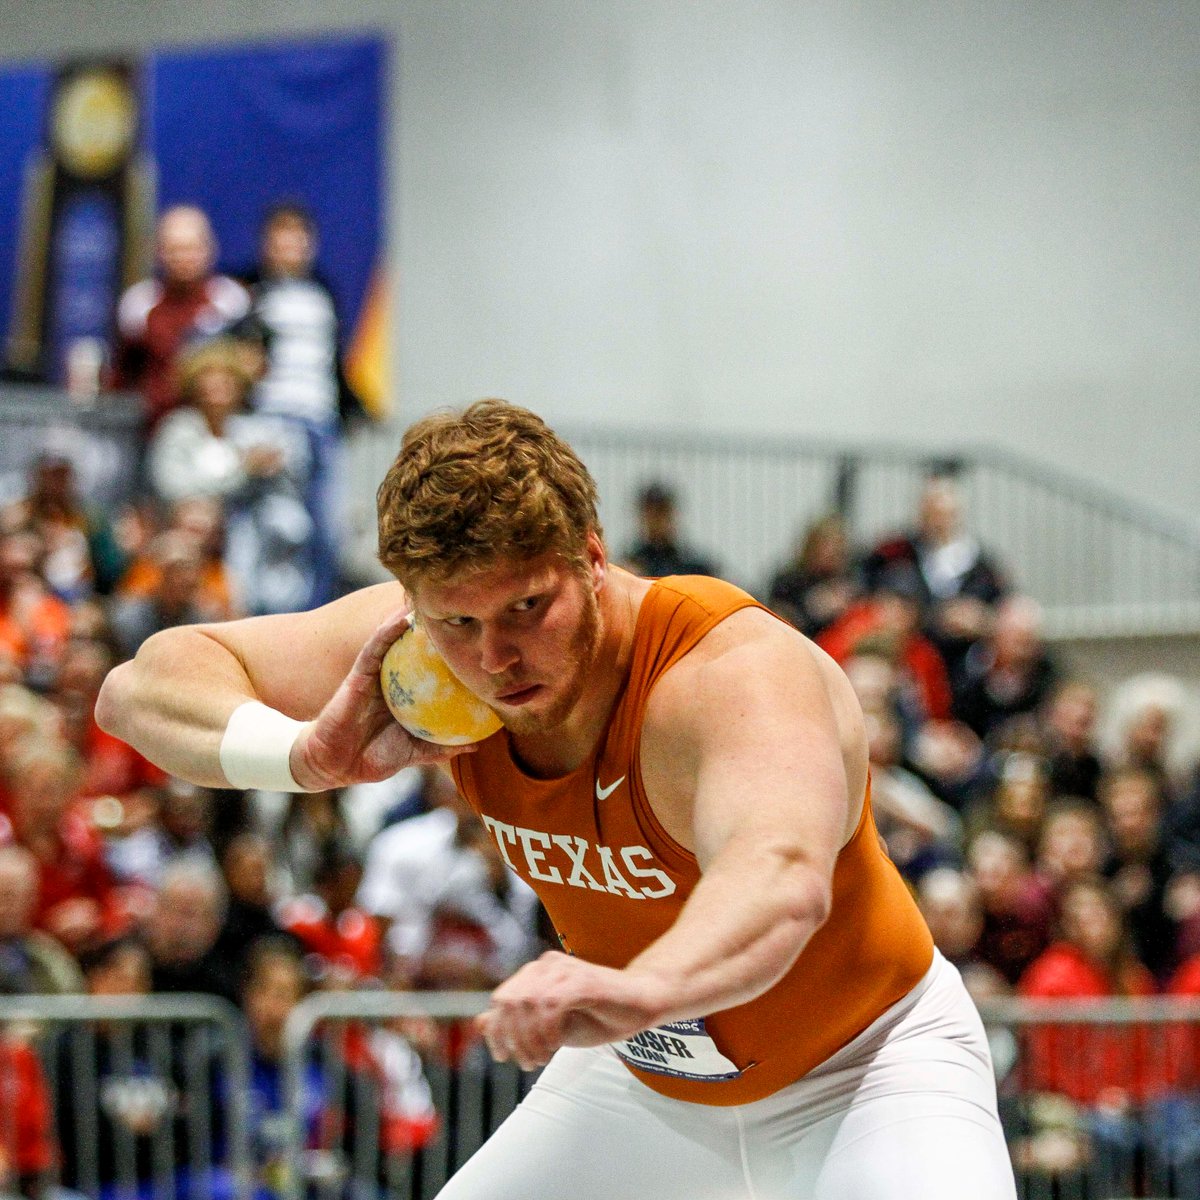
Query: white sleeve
xmin=116 ymin=279 xmax=161 ymax=339
xmin=148 ymin=413 xmax=248 ymax=503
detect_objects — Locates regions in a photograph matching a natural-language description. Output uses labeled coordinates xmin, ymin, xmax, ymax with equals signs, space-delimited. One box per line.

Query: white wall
xmin=5 ymin=1 xmax=1199 ymax=525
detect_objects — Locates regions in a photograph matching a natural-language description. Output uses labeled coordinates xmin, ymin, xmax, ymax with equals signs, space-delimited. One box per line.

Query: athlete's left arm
xmin=479 ymin=612 xmax=858 ymax=1069
xmin=621 ymin=609 xmax=853 ymax=1020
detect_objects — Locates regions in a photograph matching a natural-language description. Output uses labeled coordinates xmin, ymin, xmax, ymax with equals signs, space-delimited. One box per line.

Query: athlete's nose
xmin=478 ymin=624 xmax=519 ymax=675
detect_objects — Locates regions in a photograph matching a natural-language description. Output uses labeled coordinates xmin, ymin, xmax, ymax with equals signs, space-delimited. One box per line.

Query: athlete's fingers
xmin=479 ymin=997 xmax=563 ymax=1069
xmin=497 ymin=1022 xmax=556 ymax=1071
xmin=506 ymin=1010 xmax=562 ymax=1069
xmin=366 ymin=721 xmax=475 ymax=772
xmin=478 ymin=1009 xmax=515 ymax=1063
xmin=504 ymin=990 xmax=572 ymax=1065
xmin=350 ymin=607 xmax=413 ymax=682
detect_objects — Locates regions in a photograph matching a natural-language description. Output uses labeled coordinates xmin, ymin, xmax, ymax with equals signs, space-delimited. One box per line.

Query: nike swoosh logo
xmin=595 ymin=775 xmax=626 ymax=801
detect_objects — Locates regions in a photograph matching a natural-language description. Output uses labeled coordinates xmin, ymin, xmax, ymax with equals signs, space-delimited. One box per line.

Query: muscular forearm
xmin=479 ymin=842 xmax=834 ymax=1071
xmin=97 ymin=595 xmax=457 ymax=796
xmin=625 ymin=842 xmax=832 ymax=1025
xmin=95 ymin=625 xmax=261 ymax=786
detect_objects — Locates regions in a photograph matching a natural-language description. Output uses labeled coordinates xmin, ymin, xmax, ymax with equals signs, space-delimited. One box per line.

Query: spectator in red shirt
xmin=1017 ymin=877 xmax=1169 ymax=1195
xmin=1166 ymin=954 xmax=1200 ymax=1087
xmin=280 ymin=840 xmax=382 ymax=983
xmin=1 ymin=738 xmax=125 ymax=954
xmin=1019 ymin=877 xmax=1160 ymax=1101
xmin=817 ymin=564 xmax=953 ymax=722
xmin=111 ymin=205 xmax=249 ymax=428
xmin=0 ymin=1033 xmax=57 ymax=1199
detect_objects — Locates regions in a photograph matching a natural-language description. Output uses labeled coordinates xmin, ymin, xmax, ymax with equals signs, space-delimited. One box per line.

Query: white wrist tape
xmin=219 ymin=701 xmax=306 ymax=792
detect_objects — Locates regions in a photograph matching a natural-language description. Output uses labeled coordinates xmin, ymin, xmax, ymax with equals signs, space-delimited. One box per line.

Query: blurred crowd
xmin=0 ymin=202 xmax=1198 ymax=1197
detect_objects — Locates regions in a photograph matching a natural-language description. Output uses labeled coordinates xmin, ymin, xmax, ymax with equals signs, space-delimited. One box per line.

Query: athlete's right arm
xmin=95 ymin=582 xmax=461 ymax=790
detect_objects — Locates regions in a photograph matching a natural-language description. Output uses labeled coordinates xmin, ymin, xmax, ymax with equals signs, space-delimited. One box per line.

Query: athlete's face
xmin=413 ymin=534 xmax=605 ymax=737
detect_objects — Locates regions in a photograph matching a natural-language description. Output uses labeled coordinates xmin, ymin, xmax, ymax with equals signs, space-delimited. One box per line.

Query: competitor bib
xmin=613 ymin=1019 xmax=744 ymax=1082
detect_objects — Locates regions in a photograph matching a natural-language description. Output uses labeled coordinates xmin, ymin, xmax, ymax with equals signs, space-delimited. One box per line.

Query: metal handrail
xmin=280 ymin=991 xmax=492 ymax=1200
xmin=349 ymin=419 xmax=1200 ymax=638
xmin=0 ymin=993 xmax=253 ymax=1200
xmin=548 ymin=422 xmax=1200 ymax=550
xmin=978 ymin=995 xmax=1200 ymax=1025
xmin=247 ymin=986 xmax=1200 ymax=1200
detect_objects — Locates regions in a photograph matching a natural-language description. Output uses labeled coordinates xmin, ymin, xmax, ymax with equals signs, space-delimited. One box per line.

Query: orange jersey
xmin=453 ymin=575 xmax=933 ymax=1105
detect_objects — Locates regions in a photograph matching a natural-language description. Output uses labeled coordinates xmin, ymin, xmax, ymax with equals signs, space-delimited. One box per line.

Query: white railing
xmin=2 ymin=386 xmax=1195 ymax=640
xmin=348 ymin=423 xmax=1200 ymax=640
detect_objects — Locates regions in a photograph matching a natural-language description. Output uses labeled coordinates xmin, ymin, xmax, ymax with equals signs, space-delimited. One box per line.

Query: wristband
xmin=219 ymin=700 xmax=306 ymax=791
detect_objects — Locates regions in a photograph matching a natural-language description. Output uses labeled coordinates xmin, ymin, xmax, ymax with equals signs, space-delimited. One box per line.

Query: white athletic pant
xmin=436 ymin=952 xmax=1017 ymax=1199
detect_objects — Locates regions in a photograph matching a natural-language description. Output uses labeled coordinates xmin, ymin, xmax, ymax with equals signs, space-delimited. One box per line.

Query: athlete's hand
xmin=289 ymin=608 xmax=473 ymax=790
xmin=477 ymin=951 xmax=667 ymax=1071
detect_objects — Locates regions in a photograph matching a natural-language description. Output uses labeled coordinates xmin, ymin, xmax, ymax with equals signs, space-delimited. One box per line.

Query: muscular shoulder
xmin=641 ymin=608 xmax=867 ymax=848
xmin=649 ymin=607 xmax=855 ymax=724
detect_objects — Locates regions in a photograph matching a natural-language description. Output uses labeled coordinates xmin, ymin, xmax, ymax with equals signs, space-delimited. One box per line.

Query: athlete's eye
xmin=511 ymin=596 xmax=540 ymax=614
xmin=443 ymin=615 xmax=474 ymax=629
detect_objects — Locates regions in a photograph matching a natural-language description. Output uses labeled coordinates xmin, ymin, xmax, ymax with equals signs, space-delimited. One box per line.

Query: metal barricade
xmin=281 ymin=991 xmax=539 ymax=1200
xmin=0 ymin=994 xmax=252 ymax=1200
xmin=282 ymin=990 xmax=1200 ymax=1200
xmin=979 ymin=995 xmax=1200 ymax=1200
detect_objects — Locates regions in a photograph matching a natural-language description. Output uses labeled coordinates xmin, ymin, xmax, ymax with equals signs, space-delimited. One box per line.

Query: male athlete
xmin=97 ymin=400 xmax=1016 ymax=1198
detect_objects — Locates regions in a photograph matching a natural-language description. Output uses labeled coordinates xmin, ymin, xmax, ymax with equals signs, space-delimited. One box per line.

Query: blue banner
xmin=0 ymin=63 xmax=52 ymax=362
xmin=1 ymin=33 xmax=386 ymax=383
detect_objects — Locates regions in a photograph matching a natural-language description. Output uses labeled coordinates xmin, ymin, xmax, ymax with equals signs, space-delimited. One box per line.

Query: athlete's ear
xmin=585 ymin=530 xmax=607 ymax=592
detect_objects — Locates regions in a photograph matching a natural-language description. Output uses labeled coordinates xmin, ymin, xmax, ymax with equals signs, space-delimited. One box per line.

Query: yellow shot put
xmin=380 ymin=619 xmax=503 ymax=745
